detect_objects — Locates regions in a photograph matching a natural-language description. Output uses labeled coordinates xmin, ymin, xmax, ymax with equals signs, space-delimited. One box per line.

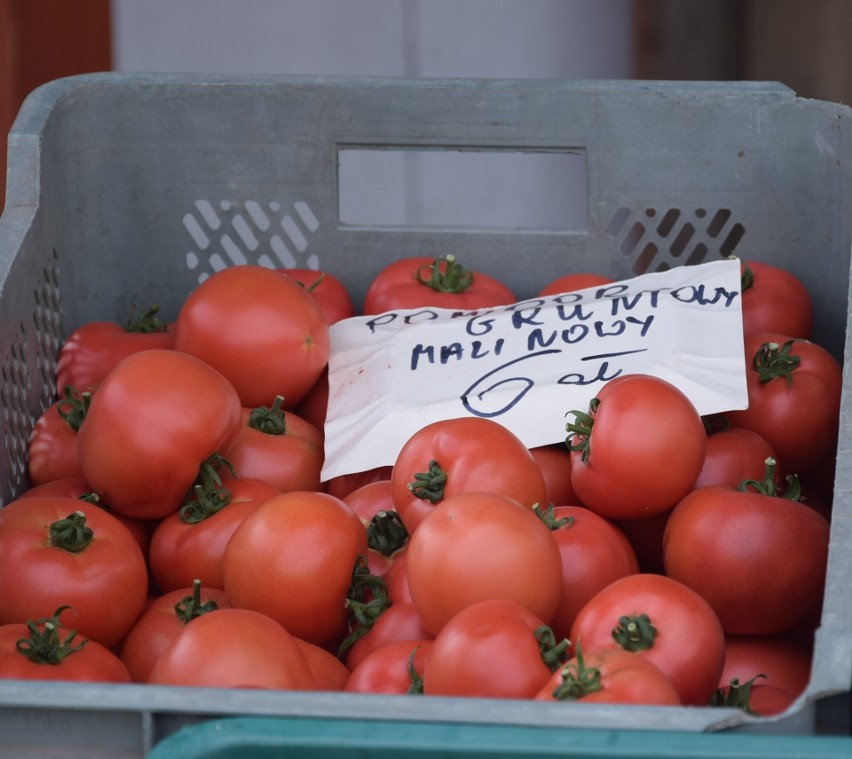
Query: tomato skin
xmin=391 ymin=417 xmax=547 ymax=534
xmin=345 ymin=639 xmax=432 ymax=695
xmin=570 ymin=573 xmax=726 ymax=706
xmin=662 ymin=484 xmax=830 ymax=635
xmin=344 ymin=601 xmax=432 ymax=671
xmin=568 ymin=374 xmax=706 ymax=520
xmin=55 ymin=317 xmax=175 ymax=398
xmin=535 ymin=647 xmax=681 ymax=706
xmin=542 ymin=505 xmax=639 ymax=642
xmin=279 ymin=268 xmax=356 ymax=325
xmin=76 ymin=349 xmax=243 ymax=520
xmin=405 ymin=491 xmax=563 ymax=637
xmin=326 ymin=466 xmax=394 ymax=500
xmin=724 ymin=333 xmax=841 ymax=477
xmin=223 ymin=491 xmax=368 ymax=648
xmin=147 ymin=607 xmax=314 ymax=690
xmin=148 ymin=477 xmax=280 ymax=594
xmin=0 ymin=496 xmax=149 ymax=649
xmin=119 ymin=584 xmax=232 ymax=682
xmin=740 ymin=260 xmax=813 ymax=340
xmin=294 ymin=637 xmax=351 ymax=691
xmin=27 ymin=394 xmax=88 ymax=486
xmin=422 ymin=599 xmax=558 ymax=699
xmin=221 ymin=404 xmax=324 ymax=493
xmin=715 ymin=633 xmax=812 ymax=716
xmin=537 ymin=272 xmax=615 ymax=297
xmin=530 ymin=444 xmax=577 ymax=507
xmin=694 ymin=426 xmax=780 ymax=490
xmin=0 ymin=620 xmax=131 ymax=683
xmin=174 ymin=265 xmax=330 ymax=408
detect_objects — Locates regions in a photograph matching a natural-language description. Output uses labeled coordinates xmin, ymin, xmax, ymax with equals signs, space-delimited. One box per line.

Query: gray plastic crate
xmin=0 ymin=73 xmax=851 ymax=758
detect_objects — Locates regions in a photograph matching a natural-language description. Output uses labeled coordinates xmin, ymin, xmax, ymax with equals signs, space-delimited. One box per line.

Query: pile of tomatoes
xmin=0 ymin=255 xmax=839 ymax=718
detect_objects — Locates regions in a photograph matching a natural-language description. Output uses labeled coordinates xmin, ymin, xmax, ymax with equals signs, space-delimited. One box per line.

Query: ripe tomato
xmin=223 ymin=491 xmax=367 ymax=648
xmin=363 ymin=254 xmax=516 ymax=314
xmin=174 ymin=264 xmax=329 ymax=408
xmin=54 ymin=302 xmax=175 ymax=396
xmin=739 ymin=260 xmax=813 ymax=340
xmin=326 ymin=466 xmax=394 ymax=500
xmin=148 ymin=477 xmax=280 ymax=594
xmin=566 ymin=374 xmax=706 ymax=520
xmin=537 ymin=272 xmax=615 ymax=297
xmin=27 ymin=386 xmax=91 ymax=486
xmin=712 ymin=633 xmax=812 ymax=716
xmin=405 ymin=491 xmax=563 ymax=636
xmin=0 ymin=496 xmax=149 ymax=648
xmin=612 ymin=508 xmax=672 ymax=575
xmin=422 ymin=599 xmax=566 ymax=699
xmin=221 ymin=398 xmax=324 ymax=493
xmin=0 ymin=608 xmax=131 ymax=683
xmin=570 ymin=573 xmax=726 ymax=706
xmin=724 ymin=334 xmax=842 ymax=477
xmin=279 ymin=268 xmax=356 ymax=324
xmin=693 ymin=423 xmax=780 ymax=490
xmin=391 ymin=417 xmax=547 ymax=534
xmin=535 ymin=646 xmax=681 ymax=706
xmin=344 ymin=639 xmax=432 ymax=695
xmin=529 ymin=444 xmax=577 ymax=507
xmin=294 ymin=637 xmax=351 ymax=691
xmin=344 ymin=601 xmax=432 ymax=672
xmin=147 ymin=607 xmax=314 ymax=690
xmin=294 ymin=367 xmax=329 ymax=432
xmin=119 ymin=581 xmax=231 ymax=682
xmin=535 ymin=504 xmax=639 ymax=642
xmin=76 ymin=349 xmax=243 ymax=520
xmin=662 ymin=465 xmax=830 ymax=635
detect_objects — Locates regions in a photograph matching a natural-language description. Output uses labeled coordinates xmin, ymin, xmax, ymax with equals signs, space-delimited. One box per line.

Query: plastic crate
xmin=0 ymin=73 xmax=851 ymax=757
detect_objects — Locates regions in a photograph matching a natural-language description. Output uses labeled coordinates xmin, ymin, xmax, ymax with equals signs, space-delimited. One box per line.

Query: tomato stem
xmin=338 ymin=556 xmax=393 ymax=657
xmin=56 ymin=385 xmax=91 ymax=432
xmin=752 ymin=339 xmax=801 ymax=388
xmin=565 ymin=398 xmax=599 ymax=464
xmin=532 ymin=503 xmax=575 ymax=532
xmin=535 ymin=625 xmax=571 ymax=672
xmin=408 ymin=460 xmax=447 ymax=504
xmin=414 ymin=254 xmax=474 ymax=294
xmin=125 ymin=299 xmax=169 ymax=333
xmin=179 ymin=455 xmax=235 ymax=523
xmin=15 ymin=607 xmax=87 ymax=665
xmin=366 ymin=510 xmax=409 ymax=556
xmin=612 ymin=613 xmax=657 ymax=652
xmin=406 ymin=645 xmax=425 ymax=695
xmin=709 ymin=674 xmax=768 ymax=714
xmin=740 ymin=262 xmax=755 ymax=292
xmin=248 ymin=395 xmax=287 ymax=436
xmin=551 ymin=644 xmax=602 ymax=700
xmin=737 ymin=457 xmax=803 ymax=501
xmin=49 ymin=511 xmax=94 ymax=552
xmin=174 ymin=579 xmax=220 ymax=624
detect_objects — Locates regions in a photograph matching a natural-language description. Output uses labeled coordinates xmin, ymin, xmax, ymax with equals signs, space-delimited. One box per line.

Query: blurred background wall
xmin=3 ymin=0 xmax=852 ymax=212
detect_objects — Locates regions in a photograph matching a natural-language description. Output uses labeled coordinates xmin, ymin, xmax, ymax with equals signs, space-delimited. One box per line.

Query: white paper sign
xmin=322 ymin=258 xmax=748 ymax=480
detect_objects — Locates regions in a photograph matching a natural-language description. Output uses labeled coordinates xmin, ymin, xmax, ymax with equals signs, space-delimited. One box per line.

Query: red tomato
xmin=174 ymin=264 xmax=329 ymax=408
xmin=119 ymin=581 xmax=231 ymax=682
xmin=279 ymin=268 xmax=356 ymax=325
xmin=221 ymin=398 xmax=324 ymax=493
xmin=383 ymin=550 xmax=414 ymax=605
xmin=662 ymin=470 xmax=830 ymax=635
xmin=724 ymin=334 xmax=842 ymax=477
xmin=570 ymin=573 xmax=726 ymax=706
xmin=0 ymin=608 xmax=131 ymax=683
xmin=344 ymin=601 xmax=432 ymax=671
xmin=363 ymin=255 xmax=516 ymax=314
xmin=537 ymin=272 xmax=615 ymax=297
xmin=535 ymin=646 xmax=681 ymax=706
xmin=223 ymin=491 xmax=367 ymax=648
xmin=55 ymin=302 xmax=175 ymax=396
xmin=693 ymin=424 xmax=780 ymax=490
xmin=294 ymin=637 xmax=351 ymax=691
xmin=535 ymin=504 xmax=639 ymax=642
xmin=740 ymin=260 xmax=813 ymax=340
xmin=344 ymin=639 xmax=432 ymax=695
xmin=294 ymin=367 xmax=329 ymax=433
xmin=405 ymin=491 xmax=563 ymax=636
xmin=566 ymin=374 xmax=706 ymax=520
xmin=529 ymin=444 xmax=577 ymax=507
xmin=343 ymin=480 xmax=408 ymax=569
xmin=76 ymin=349 xmax=243 ymax=520
xmin=27 ymin=386 xmax=91 ymax=486
xmin=0 ymin=496 xmax=149 ymax=648
xmin=712 ymin=633 xmax=812 ymax=716
xmin=422 ymin=599 xmax=565 ymax=699
xmin=148 ymin=607 xmax=314 ymax=690
xmin=148 ymin=477 xmax=280 ymax=594
xmin=612 ymin=508 xmax=672 ymax=575
xmin=326 ymin=466 xmax=394 ymax=500
xmin=391 ymin=417 xmax=547 ymax=534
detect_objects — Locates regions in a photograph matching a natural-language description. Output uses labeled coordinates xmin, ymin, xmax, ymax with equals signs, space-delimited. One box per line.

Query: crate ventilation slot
xmin=183 ymin=200 xmax=320 ymax=283
xmin=606 ymin=207 xmax=745 ymax=276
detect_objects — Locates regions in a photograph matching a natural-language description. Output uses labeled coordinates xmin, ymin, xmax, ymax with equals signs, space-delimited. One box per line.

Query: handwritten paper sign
xmin=322 ymin=257 xmax=748 ymax=480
